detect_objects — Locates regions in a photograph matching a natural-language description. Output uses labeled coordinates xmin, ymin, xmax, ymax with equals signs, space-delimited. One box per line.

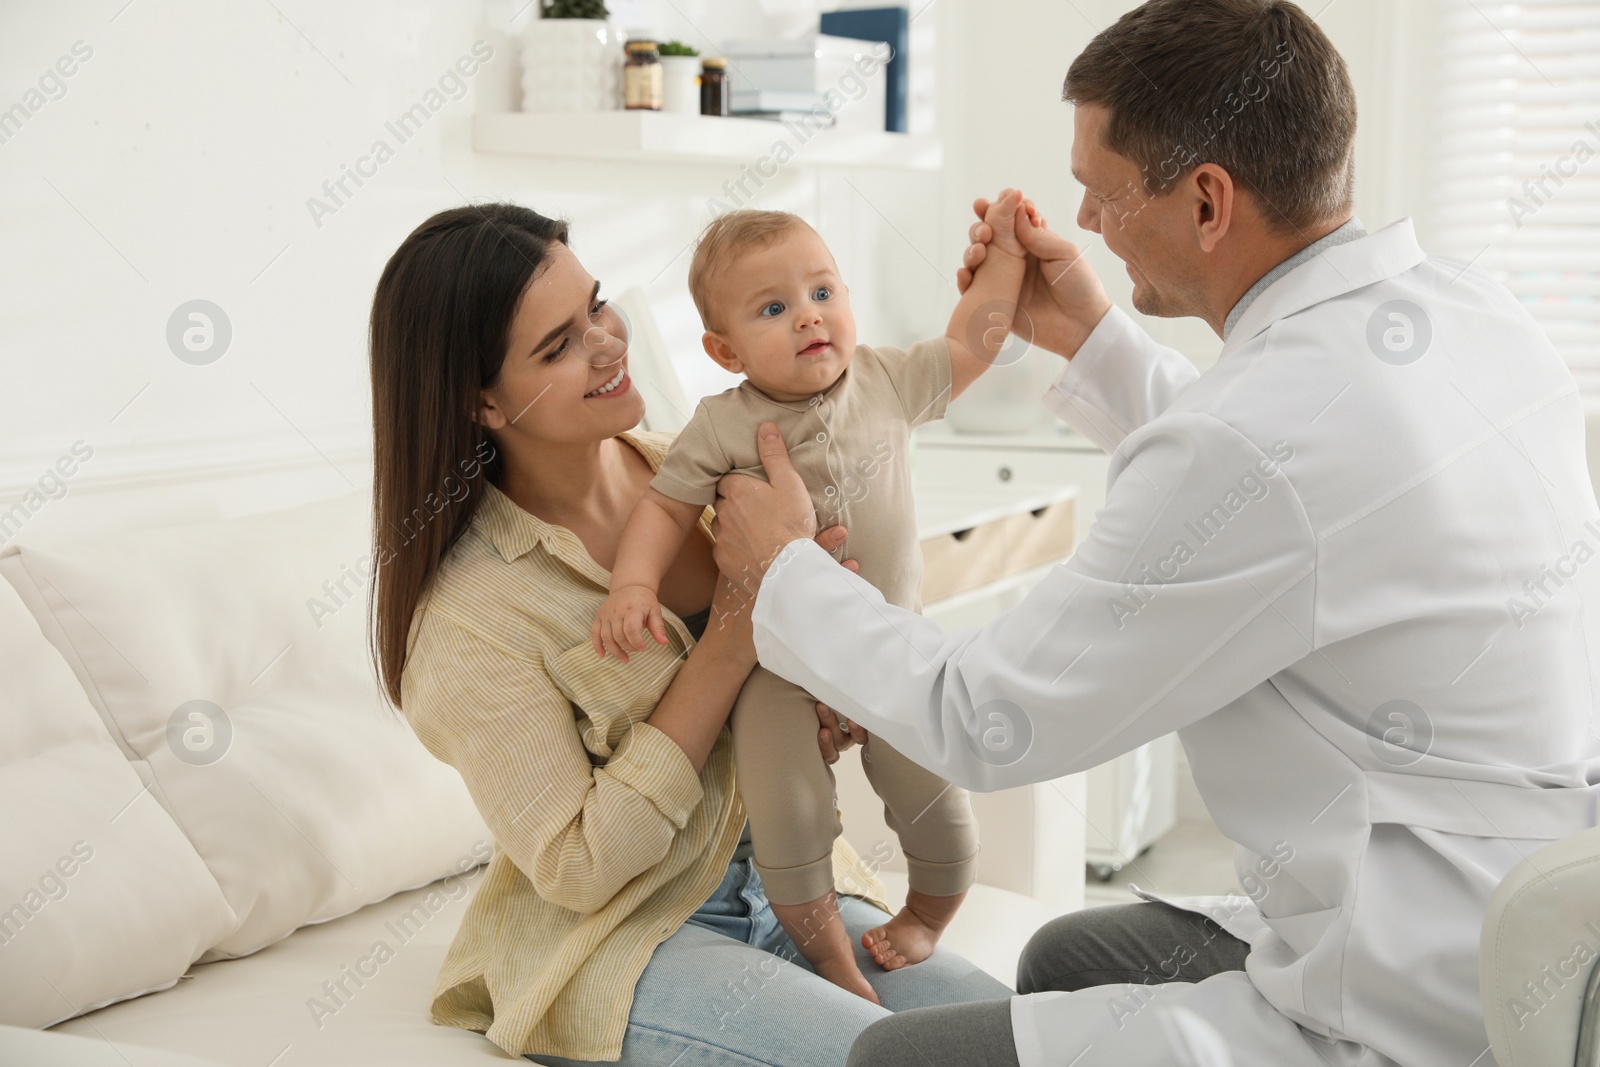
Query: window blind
xmin=1430 ymin=0 xmax=1600 ymax=388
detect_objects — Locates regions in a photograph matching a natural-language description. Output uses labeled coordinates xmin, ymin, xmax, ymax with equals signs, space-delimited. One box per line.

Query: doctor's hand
xmin=958 ymin=196 xmax=1113 ymax=360
xmin=711 ymin=422 xmax=821 ymax=597
xmin=816 ymin=701 xmax=868 ymax=765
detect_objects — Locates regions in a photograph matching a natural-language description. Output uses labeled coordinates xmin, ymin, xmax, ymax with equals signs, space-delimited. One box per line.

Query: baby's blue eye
xmin=813 ymin=286 xmax=831 ymax=301
xmin=761 ymin=301 xmax=784 ymax=317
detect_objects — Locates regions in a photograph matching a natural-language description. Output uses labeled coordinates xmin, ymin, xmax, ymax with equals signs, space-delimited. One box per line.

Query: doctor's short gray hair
xmin=1064 ymin=0 xmax=1356 ymax=236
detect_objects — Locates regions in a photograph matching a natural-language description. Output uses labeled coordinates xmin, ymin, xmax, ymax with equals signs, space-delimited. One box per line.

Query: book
xmin=730 ymin=88 xmax=828 ymax=113
xmin=735 ymin=110 xmax=837 ymax=128
xmin=820 ymin=7 xmax=909 ymax=133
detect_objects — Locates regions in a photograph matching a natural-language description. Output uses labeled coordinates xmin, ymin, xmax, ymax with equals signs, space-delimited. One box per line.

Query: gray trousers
xmin=845 ymin=900 xmax=1251 ymax=1067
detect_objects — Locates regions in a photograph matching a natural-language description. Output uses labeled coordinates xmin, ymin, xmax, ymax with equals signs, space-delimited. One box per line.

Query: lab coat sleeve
xmin=1041 ymin=304 xmax=1201 ymax=453
xmin=751 ymin=410 xmax=1318 ymax=793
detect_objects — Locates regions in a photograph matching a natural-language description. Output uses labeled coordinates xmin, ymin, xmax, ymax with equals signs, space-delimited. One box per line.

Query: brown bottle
xmin=623 ymin=40 xmax=663 ymax=111
xmin=699 ymin=57 xmax=729 ymax=117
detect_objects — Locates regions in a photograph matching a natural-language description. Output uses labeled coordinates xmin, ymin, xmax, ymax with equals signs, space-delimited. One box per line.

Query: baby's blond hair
xmin=688 ymin=210 xmax=810 ymax=332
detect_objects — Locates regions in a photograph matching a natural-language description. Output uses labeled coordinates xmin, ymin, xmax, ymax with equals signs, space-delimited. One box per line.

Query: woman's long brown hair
xmin=368 ymin=203 xmax=570 ymax=707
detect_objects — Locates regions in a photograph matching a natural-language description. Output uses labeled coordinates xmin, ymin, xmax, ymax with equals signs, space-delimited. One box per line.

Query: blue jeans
xmin=528 ymin=846 xmax=1014 ymax=1067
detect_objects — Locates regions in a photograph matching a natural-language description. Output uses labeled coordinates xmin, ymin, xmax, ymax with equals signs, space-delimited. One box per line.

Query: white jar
xmin=520 ymin=18 xmax=621 ymax=113
xmin=660 ymin=55 xmax=701 ymax=115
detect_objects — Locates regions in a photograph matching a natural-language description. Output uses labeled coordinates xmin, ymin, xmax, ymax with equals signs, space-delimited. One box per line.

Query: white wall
xmin=0 ymin=0 xmax=945 ymax=544
xmin=0 ymin=0 xmax=1471 ymax=548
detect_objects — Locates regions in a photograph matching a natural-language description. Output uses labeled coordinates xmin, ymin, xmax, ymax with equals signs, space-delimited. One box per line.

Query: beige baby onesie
xmin=649 ymin=337 xmax=980 ymax=905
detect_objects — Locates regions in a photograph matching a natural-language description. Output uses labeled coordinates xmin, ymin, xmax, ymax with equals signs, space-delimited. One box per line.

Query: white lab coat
xmin=751 ymin=219 xmax=1600 ymax=1066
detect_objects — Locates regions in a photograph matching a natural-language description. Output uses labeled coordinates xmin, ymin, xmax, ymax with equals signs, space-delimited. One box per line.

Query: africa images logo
xmin=964 ymin=699 xmax=1033 ymax=768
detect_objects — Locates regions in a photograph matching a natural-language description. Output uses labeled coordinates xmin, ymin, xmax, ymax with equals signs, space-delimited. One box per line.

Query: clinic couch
xmin=0 ymin=490 xmax=1062 ymax=1066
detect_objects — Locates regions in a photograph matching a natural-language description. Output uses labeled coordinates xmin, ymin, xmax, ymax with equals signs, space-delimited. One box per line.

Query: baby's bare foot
xmin=862 ymin=888 xmax=968 ymax=970
xmin=769 ymin=892 xmax=880 ymax=1003
xmin=862 ymin=907 xmax=942 ymax=970
xmin=816 ymin=956 xmax=881 ymax=1004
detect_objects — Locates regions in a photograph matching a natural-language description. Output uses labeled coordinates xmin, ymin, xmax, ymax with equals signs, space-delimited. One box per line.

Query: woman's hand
xmin=816 ymin=700 xmax=867 ymax=764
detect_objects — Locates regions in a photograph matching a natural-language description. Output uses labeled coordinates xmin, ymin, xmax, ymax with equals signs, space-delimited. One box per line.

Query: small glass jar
xmin=699 ymin=56 xmax=729 ymax=117
xmin=623 ymin=39 xmax=663 ymax=111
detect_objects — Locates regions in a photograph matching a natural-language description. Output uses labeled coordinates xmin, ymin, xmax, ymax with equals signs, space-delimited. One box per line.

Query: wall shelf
xmin=472 ymin=111 xmax=943 ymax=170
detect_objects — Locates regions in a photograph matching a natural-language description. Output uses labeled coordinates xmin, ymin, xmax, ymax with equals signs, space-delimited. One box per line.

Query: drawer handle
xmin=951 ymin=527 xmax=975 ymax=542
xmin=1030 ymin=506 xmax=1049 ymax=519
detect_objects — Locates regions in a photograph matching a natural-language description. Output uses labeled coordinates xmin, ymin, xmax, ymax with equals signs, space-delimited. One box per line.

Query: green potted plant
xmin=521 ymin=0 xmax=619 ymax=112
xmin=658 ymin=40 xmax=702 ymax=115
xmin=543 ymin=0 xmax=607 ymax=15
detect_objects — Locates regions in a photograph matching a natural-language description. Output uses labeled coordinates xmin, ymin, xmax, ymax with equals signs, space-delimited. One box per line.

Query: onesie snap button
xmin=816 ymin=432 xmax=827 ymax=442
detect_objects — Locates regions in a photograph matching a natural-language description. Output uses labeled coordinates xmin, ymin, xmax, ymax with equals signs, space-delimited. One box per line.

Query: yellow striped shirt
xmin=400 ymin=427 xmax=889 ymax=1061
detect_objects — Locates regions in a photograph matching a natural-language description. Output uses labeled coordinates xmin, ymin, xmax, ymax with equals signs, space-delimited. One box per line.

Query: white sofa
xmin=0 ymin=489 xmax=1073 ymax=1066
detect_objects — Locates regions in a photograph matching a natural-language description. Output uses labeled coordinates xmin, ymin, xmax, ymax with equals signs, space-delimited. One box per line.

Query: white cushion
xmin=0 ymin=493 xmax=491 ymax=959
xmin=0 ymin=1025 xmax=234 ymax=1067
xmin=50 ymin=871 xmax=521 ymax=1067
xmin=0 ymin=569 xmax=235 ymax=1028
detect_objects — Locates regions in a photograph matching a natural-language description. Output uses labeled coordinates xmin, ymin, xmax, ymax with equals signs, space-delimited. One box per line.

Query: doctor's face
xmin=1072 ymin=104 xmax=1210 ymax=320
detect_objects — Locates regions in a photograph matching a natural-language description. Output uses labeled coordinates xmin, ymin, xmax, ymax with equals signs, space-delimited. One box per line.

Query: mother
xmin=365 ymin=203 xmax=1010 ymax=1066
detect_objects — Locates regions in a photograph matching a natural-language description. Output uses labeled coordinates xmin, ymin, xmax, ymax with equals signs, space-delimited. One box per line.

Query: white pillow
xmin=0 ymin=568 xmax=235 ymax=1027
xmin=0 ymin=493 xmax=491 ymax=959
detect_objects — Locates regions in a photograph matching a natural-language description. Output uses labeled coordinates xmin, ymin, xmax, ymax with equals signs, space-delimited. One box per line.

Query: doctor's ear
xmin=1189 ymin=163 xmax=1235 ymax=253
xmin=702 ymin=331 xmax=744 ymax=374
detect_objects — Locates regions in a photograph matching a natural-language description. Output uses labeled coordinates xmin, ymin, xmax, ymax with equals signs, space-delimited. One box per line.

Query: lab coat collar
xmin=1221 ymin=217 xmax=1428 ymax=357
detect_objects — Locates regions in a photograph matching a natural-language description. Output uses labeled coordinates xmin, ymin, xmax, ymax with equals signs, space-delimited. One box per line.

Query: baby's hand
xmin=593 ymin=584 xmax=667 ymax=662
xmin=980 ymin=188 xmax=1031 ymax=260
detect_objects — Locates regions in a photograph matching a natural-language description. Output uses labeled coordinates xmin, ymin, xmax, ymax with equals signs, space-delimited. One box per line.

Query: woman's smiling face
xmin=480 ymin=242 xmax=642 ymax=445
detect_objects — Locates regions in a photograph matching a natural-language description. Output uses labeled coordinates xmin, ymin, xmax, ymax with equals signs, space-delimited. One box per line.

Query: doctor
xmin=709 ymin=0 xmax=1600 ymax=1064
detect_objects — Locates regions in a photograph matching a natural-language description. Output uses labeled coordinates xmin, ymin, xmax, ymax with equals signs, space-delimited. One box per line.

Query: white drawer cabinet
xmin=910 ymin=423 xmax=1111 ymax=547
xmin=901 ymin=425 xmax=1176 ymax=886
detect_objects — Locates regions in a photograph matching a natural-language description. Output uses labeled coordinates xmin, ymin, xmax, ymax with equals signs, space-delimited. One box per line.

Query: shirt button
xmin=824 ymin=486 xmax=836 ymax=496
xmin=816 ymin=432 xmax=827 ymax=442
xmin=808 ymin=396 xmax=821 ymax=407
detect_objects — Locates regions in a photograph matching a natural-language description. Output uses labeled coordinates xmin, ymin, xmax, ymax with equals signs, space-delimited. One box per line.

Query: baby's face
xmin=704 ymin=226 xmax=856 ymax=402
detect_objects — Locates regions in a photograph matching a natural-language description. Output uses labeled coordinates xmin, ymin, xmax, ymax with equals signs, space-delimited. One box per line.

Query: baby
xmin=593 ymin=191 xmax=1030 ymax=1001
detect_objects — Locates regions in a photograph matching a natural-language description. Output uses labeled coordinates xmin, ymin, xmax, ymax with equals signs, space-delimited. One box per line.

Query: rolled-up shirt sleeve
xmin=402 ymin=607 xmax=703 ymax=915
